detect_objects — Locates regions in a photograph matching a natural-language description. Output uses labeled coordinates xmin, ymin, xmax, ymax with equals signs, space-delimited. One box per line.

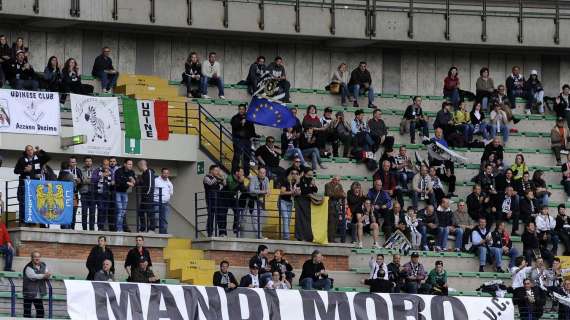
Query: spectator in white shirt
xmin=154 ymin=168 xmax=174 ymax=234
xmin=368 ymin=254 xmax=389 ymax=280
xmin=535 ymin=206 xmax=559 ymax=256
xmin=200 ymin=52 xmax=225 ymax=99
xmin=351 ymin=109 xmax=375 ymax=151
xmin=511 ymin=256 xmax=533 ymax=289
xmin=265 ymin=271 xmax=291 ymax=289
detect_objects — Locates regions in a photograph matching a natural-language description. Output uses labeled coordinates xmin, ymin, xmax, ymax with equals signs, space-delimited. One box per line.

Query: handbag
xmin=329 ymin=82 xmax=340 ymax=94
xmin=309 ymin=194 xmax=324 ymax=205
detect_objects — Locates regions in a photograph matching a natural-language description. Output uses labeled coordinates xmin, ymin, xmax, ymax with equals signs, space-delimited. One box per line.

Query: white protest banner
xmin=70 ymin=94 xmax=121 ymax=156
xmin=64 ymin=280 xmax=515 ymax=320
xmin=0 ymin=89 xmax=60 ymax=135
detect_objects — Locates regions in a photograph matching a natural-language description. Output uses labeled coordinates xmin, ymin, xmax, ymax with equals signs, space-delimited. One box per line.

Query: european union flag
xmin=246 ymin=96 xmax=297 ymax=129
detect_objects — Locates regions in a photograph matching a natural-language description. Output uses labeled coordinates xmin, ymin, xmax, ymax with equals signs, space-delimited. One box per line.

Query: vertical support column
xmin=294 ymin=0 xmax=301 ymax=33
xmin=370 ymin=0 xmax=377 ymax=37
xmin=76 ymin=0 xmax=80 ymax=17
xmin=517 ymin=0 xmax=523 ymax=43
xmin=187 ymin=0 xmax=192 ymax=25
xmin=444 ymin=0 xmax=450 ymax=40
xmin=481 ymin=0 xmax=487 ymax=42
xmin=33 ymin=0 xmax=39 ymax=14
xmin=554 ymin=1 xmax=560 ymax=44
xmin=70 ymin=0 xmax=75 ymax=17
xmin=330 ymin=0 xmax=336 ymax=35
xmin=365 ymin=0 xmax=370 ymax=37
xmin=113 ymin=0 xmax=118 ymax=20
xmin=150 ymin=0 xmax=156 ymax=23
xmin=407 ymin=0 xmax=414 ymax=39
xmin=259 ymin=0 xmax=265 ymax=30
xmin=223 ymin=0 xmax=229 ymax=28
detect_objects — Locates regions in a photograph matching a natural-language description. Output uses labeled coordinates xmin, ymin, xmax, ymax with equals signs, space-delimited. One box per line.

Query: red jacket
xmin=443 ymin=76 xmax=460 ymax=91
xmin=0 ymin=223 xmax=11 ymax=246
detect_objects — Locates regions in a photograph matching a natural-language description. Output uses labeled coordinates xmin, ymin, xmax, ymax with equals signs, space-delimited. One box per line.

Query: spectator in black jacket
xmin=467 ymin=184 xmax=493 ymax=223
xmin=555 ymin=84 xmax=570 ymax=126
xmin=269 ymin=249 xmax=295 ymax=284
xmin=368 ymin=109 xmax=394 ymax=153
xmin=433 ymin=102 xmax=455 ymax=139
xmin=213 ymin=260 xmax=238 ymax=291
xmin=524 ymin=70 xmax=544 ymax=114
xmin=402 ymin=96 xmax=429 ymax=144
xmin=14 ymin=145 xmax=50 ymax=224
xmin=481 ymin=138 xmax=504 ymax=168
xmin=136 ymin=160 xmax=156 ymax=232
xmin=0 ymin=35 xmax=11 ymax=74
xmin=513 ymin=278 xmax=545 ymax=320
xmin=519 ymin=189 xmax=538 ymax=225
xmin=60 ymin=58 xmax=94 ymax=103
xmin=86 ymin=236 xmax=114 ymax=280
xmin=203 ymin=165 xmax=225 ymax=237
xmin=124 ymin=236 xmax=152 ymax=281
xmin=299 ymin=250 xmax=331 ymax=291
xmin=418 ymin=205 xmax=443 ymax=251
xmin=490 ymin=221 xmax=519 ymax=271
xmin=255 ymin=136 xmax=285 ymax=180
xmin=249 ymin=245 xmax=271 ymax=286
xmin=436 ymin=198 xmax=464 ymax=252
xmin=387 ymin=254 xmax=405 ymax=293
xmin=349 ymin=62 xmax=376 ymax=108
xmin=556 ymin=204 xmax=570 ymax=255
xmin=114 ymin=159 xmax=136 ymax=232
xmin=246 ymin=56 xmax=266 ymax=95
xmin=91 ymin=46 xmax=118 ymax=93
xmin=7 ymin=50 xmax=38 ymax=90
xmin=522 ymin=222 xmax=553 ymax=266
xmin=181 ymin=52 xmax=202 ymax=97
xmin=266 ymin=56 xmax=291 ymax=103
xmin=361 ymin=268 xmax=392 ymax=293
xmin=240 ymin=264 xmax=260 ymax=288
xmin=493 ymin=186 xmax=520 ymax=236
xmin=553 ymin=279 xmax=570 ymax=320
xmin=506 ymin=66 xmax=526 ymax=111
xmin=43 ymin=56 xmax=62 ymax=92
xmin=230 ymin=104 xmax=256 ymax=176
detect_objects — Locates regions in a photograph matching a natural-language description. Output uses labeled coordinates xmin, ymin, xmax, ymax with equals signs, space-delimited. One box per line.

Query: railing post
xmin=150 ymin=0 xmax=156 ymax=23
xmin=187 ymin=0 xmax=192 ymax=25
xmin=294 ymin=0 xmax=300 ymax=33
xmin=256 ymin=200 xmax=261 ymax=239
xmin=47 ymin=280 xmax=53 ymax=319
xmin=33 ymin=0 xmax=39 ymax=14
xmin=223 ymin=0 xmax=229 ymax=28
xmin=259 ymin=0 xmax=265 ymax=30
xmin=370 ymin=0 xmax=377 ymax=37
xmin=112 ymin=0 xmax=118 ymax=20
xmin=554 ymin=1 xmax=560 ymax=44
xmin=517 ymin=0 xmax=523 ymax=43
xmin=329 ymin=0 xmax=335 ymax=35
xmin=444 ymin=0 xmax=450 ymax=40
xmin=219 ymin=123 xmax=224 ymax=168
xmin=135 ymin=187 xmax=140 ymax=232
xmin=195 ymin=192 xmax=198 ymax=239
xmin=364 ymin=0 xmax=370 ymax=37
xmin=198 ymin=106 xmax=203 ymax=143
xmin=407 ymin=0 xmax=414 ymax=39
xmin=3 ymin=181 xmax=7 ymax=225
xmin=481 ymin=0 xmax=487 ymax=42
xmin=8 ymin=278 xmax=15 ymax=317
xmin=277 ymin=197 xmax=282 ymax=240
xmin=185 ymin=102 xmax=189 ymax=134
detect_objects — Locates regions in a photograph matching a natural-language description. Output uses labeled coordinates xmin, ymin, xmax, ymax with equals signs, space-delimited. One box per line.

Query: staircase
xmin=163 ymin=238 xmax=215 ymax=285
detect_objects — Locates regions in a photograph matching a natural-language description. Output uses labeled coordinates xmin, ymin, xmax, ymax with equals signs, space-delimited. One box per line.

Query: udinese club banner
xmin=64 ymin=280 xmax=514 ymax=320
xmin=123 ymin=98 xmax=169 ymax=140
xmin=24 ymin=180 xmax=74 ymax=225
xmin=0 ymin=89 xmax=60 ymax=135
xmin=71 ymin=94 xmax=122 ymax=156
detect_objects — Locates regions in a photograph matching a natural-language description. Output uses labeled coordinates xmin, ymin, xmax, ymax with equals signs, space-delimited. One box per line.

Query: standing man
xmin=23 ymin=251 xmax=51 ymax=318
xmin=349 ymin=61 xmax=376 ymax=108
xmin=136 ymin=160 xmax=156 ymax=233
xmin=246 ymin=56 xmax=266 ymax=95
xmin=64 ymin=156 xmax=83 ymax=230
xmin=324 ymin=176 xmax=346 ymax=243
xmin=154 ymin=168 xmax=174 ymax=234
xmin=91 ymin=46 xmax=119 ymax=93
xmin=92 ymin=159 xmax=112 ymax=231
xmin=231 ymin=104 xmax=256 ymax=176
xmin=200 ymin=52 xmax=225 ymax=99
xmin=125 ymin=235 xmax=152 ymax=281
xmin=114 ymin=159 xmax=136 ymax=232
xmin=203 ymin=165 xmax=225 ymax=237
xmin=267 ymin=56 xmax=291 ymax=103
xmin=14 ymin=145 xmax=50 ymax=225
xmin=80 ymin=156 xmax=96 ymax=231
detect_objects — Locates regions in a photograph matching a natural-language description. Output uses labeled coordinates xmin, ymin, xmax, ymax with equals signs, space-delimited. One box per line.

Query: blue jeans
xmin=96 ymin=71 xmax=119 ymax=90
xmin=302 ymin=147 xmax=321 ymax=170
xmin=154 ymin=201 xmax=170 ymax=234
xmin=507 ymin=247 xmax=519 ymax=269
xmin=536 ymin=194 xmax=549 ymax=207
xmin=284 ymin=148 xmax=307 ymax=165
xmin=349 ymin=84 xmax=375 ymax=105
xmin=491 ymin=124 xmax=509 ymax=143
xmin=300 ymin=277 xmax=331 ymax=291
xmin=279 ymin=200 xmax=293 ymax=240
xmin=399 ymin=171 xmax=415 ymax=190
xmin=419 ymin=225 xmax=442 ymax=249
xmin=411 ymin=191 xmax=436 ymax=210
xmin=477 ymin=246 xmax=502 ymax=267
xmin=200 ymin=75 xmax=225 ymax=96
xmin=457 ymin=124 xmax=474 ymax=142
xmin=474 ymin=122 xmax=491 ymax=140
xmin=441 ymin=226 xmax=464 ymax=250
xmin=481 ymin=97 xmax=489 ymax=113
xmin=409 ymin=120 xmax=429 ymax=143
xmin=115 ymin=192 xmax=129 ymax=232
xmin=339 ymin=83 xmax=349 ymax=104
xmin=0 ymin=244 xmax=14 ymax=271
xmin=444 ymin=88 xmax=460 ymax=109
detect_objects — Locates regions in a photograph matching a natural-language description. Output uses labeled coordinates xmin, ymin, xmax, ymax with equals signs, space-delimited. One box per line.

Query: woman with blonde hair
xmin=330 ymin=63 xmax=350 ymax=106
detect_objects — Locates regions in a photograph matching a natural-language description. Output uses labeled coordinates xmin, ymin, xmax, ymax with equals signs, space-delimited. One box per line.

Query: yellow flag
xmin=311 ymin=196 xmax=329 ymax=245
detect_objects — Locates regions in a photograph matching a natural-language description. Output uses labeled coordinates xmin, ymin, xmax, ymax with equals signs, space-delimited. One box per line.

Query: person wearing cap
xmin=524 ymin=70 xmax=544 ymax=114
xmin=6 ymin=50 xmax=38 ymax=91
xmin=239 ymin=263 xmax=260 ymax=288
xmin=426 ymin=260 xmax=448 ymax=295
xmin=328 ymin=111 xmax=352 ymax=158
xmin=368 ymin=109 xmax=394 ymax=153
xmin=551 ymin=117 xmax=570 ymax=166
xmin=402 ymin=252 xmax=426 ymax=294
xmin=249 ymin=245 xmax=272 ymax=286
xmin=351 ymin=109 xmax=375 ymax=152
xmin=130 ymin=256 xmax=159 ymax=283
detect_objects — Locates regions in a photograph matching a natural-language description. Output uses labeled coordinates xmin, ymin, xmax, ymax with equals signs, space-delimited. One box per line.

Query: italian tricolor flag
xmin=123 ymin=98 xmax=169 ymax=140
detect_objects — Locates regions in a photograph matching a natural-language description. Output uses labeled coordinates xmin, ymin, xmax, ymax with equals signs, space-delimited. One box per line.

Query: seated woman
xmin=330 ymin=63 xmax=350 ymax=106
xmin=510 ymin=153 xmax=529 ymax=181
xmin=301 ymin=105 xmax=328 ymax=156
xmin=470 ymin=101 xmax=491 ymax=142
xmin=475 ymin=67 xmax=495 ymax=112
xmin=525 ymin=70 xmax=545 ymax=114
xmin=454 ymin=101 xmax=475 ymax=143
xmin=43 ymin=56 xmax=62 ymax=92
xmin=443 ymin=67 xmax=461 ymax=109
xmin=490 ymin=102 xmax=509 ymax=144
xmin=281 ymin=127 xmax=307 ymax=165
xmin=347 ymin=182 xmax=367 ymax=243
xmin=535 ymin=206 xmax=559 ymax=256
xmin=353 ymin=199 xmax=380 ymax=248
xmin=531 ymin=170 xmax=550 ymax=207
xmin=299 ymin=127 xmax=326 ymax=170
xmin=61 ymin=58 xmax=94 ymax=103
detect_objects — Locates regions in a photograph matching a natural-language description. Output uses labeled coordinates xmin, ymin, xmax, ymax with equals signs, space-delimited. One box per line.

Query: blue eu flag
xmin=246 ymin=96 xmax=297 ymax=129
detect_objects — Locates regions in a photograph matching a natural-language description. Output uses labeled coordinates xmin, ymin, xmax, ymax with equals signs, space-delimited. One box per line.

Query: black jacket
xmin=368 ymin=118 xmax=388 ymax=138
xmin=466 ymin=192 xmax=486 ymax=221
xmin=299 ymin=259 xmax=326 ymax=282
xmin=86 ymin=246 xmax=114 ymax=280
xmin=213 ymin=271 xmax=238 ymax=291
xmin=519 ymin=197 xmax=537 ymax=223
xmin=267 ymin=62 xmax=286 ymax=79
xmin=239 ymin=274 xmax=259 ymax=287
xmin=247 ymin=62 xmax=266 ymax=83
xmin=552 ymin=287 xmax=570 ymax=320
xmin=124 ymin=247 xmax=152 ymax=271
xmin=92 ymin=54 xmax=114 ymax=76
xmin=14 ymin=150 xmax=50 ymax=184
xmin=269 ymin=258 xmax=293 ymax=274
xmin=349 ymin=68 xmax=372 ymax=86
xmin=481 ymin=144 xmax=504 ymax=163
xmin=522 ymin=230 xmax=540 ymax=252
xmin=555 ymin=94 xmax=570 ymax=119
xmin=249 ymin=254 xmax=270 ymax=274
xmin=403 ymin=104 xmax=424 ymax=121
xmin=513 ymin=286 xmax=545 ymax=320
xmin=230 ymin=113 xmax=256 ymax=139
xmin=6 ymin=60 xmax=36 ymax=82
xmin=138 ymin=168 xmax=156 ymax=198
xmin=364 ymin=278 xmax=393 ymax=293
xmin=114 ymin=167 xmax=136 ymax=193
xmin=435 ymin=207 xmax=457 ymax=228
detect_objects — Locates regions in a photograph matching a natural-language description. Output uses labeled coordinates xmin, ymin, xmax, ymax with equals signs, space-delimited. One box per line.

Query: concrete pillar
xmin=153 ymin=37 xmax=172 ymax=80
xmin=64 ymin=29 xmax=83 ymax=69
xmin=241 ymin=42 xmax=259 ymax=81
xmin=294 ymin=45 xmax=313 ymax=89
xmin=452 ymin=50 xmax=471 ymax=92
xmin=541 ymin=55 xmax=560 ymax=96
xmin=28 ymin=31 xmax=46 ymax=71
xmin=170 ymin=37 xmax=190 ymax=81
xmin=224 ymin=41 xmax=243 ymax=84
xmin=382 ymin=49 xmax=401 ymax=94
xmin=417 ymin=51 xmax=436 ymax=96
xmin=46 ymin=32 xmax=65 ymax=66
xmin=470 ymin=52 xmax=490 ymax=92
xmin=435 ymin=51 xmax=452 ymax=95
xmin=560 ymin=56 xmax=570 ymax=89
xmin=276 ymin=45 xmax=296 ymax=88
xmin=366 ymin=48 xmax=383 ymax=94
xmin=119 ymin=34 xmax=136 ymax=74
xmin=400 ymin=50 xmax=418 ymax=95
xmin=312 ymin=49 xmax=331 ymax=89
xmin=489 ymin=53 xmax=506 ymax=86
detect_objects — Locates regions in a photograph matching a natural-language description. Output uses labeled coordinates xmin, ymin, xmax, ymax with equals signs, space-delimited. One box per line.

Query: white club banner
xmin=64 ymin=280 xmax=515 ymax=320
xmin=0 ymin=89 xmax=60 ymax=135
xmin=71 ymin=94 xmax=121 ymax=156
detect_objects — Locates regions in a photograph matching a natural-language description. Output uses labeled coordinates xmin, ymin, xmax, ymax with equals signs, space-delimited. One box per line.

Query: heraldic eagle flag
xmin=25 ymin=180 xmax=74 ymax=225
